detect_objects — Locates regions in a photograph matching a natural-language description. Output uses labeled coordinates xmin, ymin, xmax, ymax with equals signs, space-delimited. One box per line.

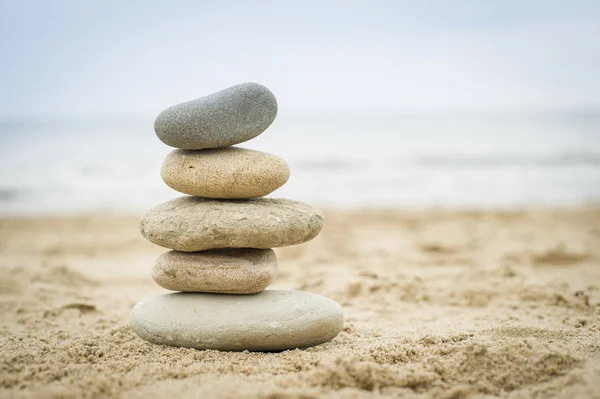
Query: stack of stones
xmin=130 ymin=83 xmax=343 ymax=352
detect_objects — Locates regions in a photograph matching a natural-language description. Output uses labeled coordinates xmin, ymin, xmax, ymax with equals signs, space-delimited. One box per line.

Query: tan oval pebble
xmin=139 ymin=196 xmax=323 ymax=252
xmin=152 ymin=249 xmax=276 ymax=294
xmin=161 ymin=147 xmax=290 ymax=199
xmin=129 ymin=290 xmax=343 ymax=351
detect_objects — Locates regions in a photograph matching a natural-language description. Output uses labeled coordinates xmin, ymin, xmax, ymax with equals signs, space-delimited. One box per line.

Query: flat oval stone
xmin=154 ymin=83 xmax=277 ymax=149
xmin=161 ymin=147 xmax=290 ymax=199
xmin=139 ymin=196 xmax=323 ymax=252
xmin=129 ymin=290 xmax=343 ymax=351
xmin=152 ymin=249 xmax=276 ymax=294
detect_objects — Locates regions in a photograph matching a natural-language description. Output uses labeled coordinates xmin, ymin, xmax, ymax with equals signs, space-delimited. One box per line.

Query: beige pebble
xmin=152 ymin=249 xmax=276 ymax=294
xmin=161 ymin=147 xmax=290 ymax=198
xmin=130 ymin=290 xmax=344 ymax=351
xmin=139 ymin=196 xmax=324 ymax=252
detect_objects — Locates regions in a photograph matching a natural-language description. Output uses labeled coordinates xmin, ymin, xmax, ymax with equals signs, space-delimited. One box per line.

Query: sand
xmin=1 ymin=207 xmax=599 ymax=398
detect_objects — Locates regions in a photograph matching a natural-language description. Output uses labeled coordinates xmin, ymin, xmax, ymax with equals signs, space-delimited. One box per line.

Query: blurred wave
xmin=1 ymin=111 xmax=599 ymax=214
xmin=415 ymin=152 xmax=600 ymax=167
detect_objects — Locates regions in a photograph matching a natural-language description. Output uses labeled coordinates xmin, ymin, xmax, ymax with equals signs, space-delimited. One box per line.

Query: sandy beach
xmin=1 ymin=207 xmax=599 ymax=398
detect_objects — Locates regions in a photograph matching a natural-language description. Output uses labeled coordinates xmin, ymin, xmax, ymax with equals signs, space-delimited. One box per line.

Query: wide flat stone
xmin=154 ymin=82 xmax=277 ymax=149
xmin=152 ymin=249 xmax=276 ymax=294
xmin=139 ymin=196 xmax=323 ymax=252
xmin=129 ymin=290 xmax=343 ymax=351
xmin=161 ymin=147 xmax=290 ymax=199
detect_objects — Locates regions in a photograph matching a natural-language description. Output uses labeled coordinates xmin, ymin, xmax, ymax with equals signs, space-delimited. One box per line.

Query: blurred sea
xmin=1 ymin=111 xmax=599 ymax=215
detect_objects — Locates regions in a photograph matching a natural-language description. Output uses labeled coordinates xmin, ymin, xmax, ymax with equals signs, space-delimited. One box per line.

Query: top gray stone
xmin=154 ymin=82 xmax=278 ymax=149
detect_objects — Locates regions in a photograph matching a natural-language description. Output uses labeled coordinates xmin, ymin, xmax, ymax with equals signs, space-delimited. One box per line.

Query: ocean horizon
xmin=1 ymin=110 xmax=599 ymax=215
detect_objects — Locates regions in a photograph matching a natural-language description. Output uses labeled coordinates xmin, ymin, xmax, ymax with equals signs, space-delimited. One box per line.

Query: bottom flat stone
xmin=129 ymin=290 xmax=343 ymax=351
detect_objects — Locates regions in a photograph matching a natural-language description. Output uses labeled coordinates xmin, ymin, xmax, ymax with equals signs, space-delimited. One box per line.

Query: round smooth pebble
xmin=139 ymin=196 xmax=323 ymax=252
xmin=161 ymin=147 xmax=290 ymax=199
xmin=129 ymin=290 xmax=343 ymax=351
xmin=154 ymin=82 xmax=277 ymax=149
xmin=152 ymin=249 xmax=277 ymax=294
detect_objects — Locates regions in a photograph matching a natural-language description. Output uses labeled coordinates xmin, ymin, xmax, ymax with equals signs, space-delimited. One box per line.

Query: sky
xmin=1 ymin=0 xmax=599 ymax=118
